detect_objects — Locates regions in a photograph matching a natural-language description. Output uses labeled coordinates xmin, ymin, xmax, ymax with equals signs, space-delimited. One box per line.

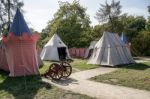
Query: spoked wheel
xmin=61 ymin=62 xmax=72 ymax=78
xmin=49 ymin=63 xmax=63 ymax=80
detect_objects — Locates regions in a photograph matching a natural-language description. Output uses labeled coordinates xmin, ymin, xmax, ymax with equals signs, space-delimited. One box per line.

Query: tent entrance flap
xmin=57 ymin=47 xmax=67 ymax=60
xmin=88 ymin=49 xmax=94 ymax=58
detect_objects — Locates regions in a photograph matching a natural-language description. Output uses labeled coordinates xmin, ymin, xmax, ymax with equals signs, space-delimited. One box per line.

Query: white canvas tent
xmin=84 ymin=41 xmax=97 ymax=58
xmin=40 ymin=34 xmax=71 ymax=61
xmin=87 ymin=32 xmax=135 ymax=66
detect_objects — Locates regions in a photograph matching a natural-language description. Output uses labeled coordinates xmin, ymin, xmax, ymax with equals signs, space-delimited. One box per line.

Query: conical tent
xmin=0 ymin=8 xmax=39 ymax=76
xmin=84 ymin=41 xmax=97 ymax=58
xmin=87 ymin=32 xmax=135 ymax=66
xmin=40 ymin=34 xmax=71 ymax=61
xmin=9 ymin=9 xmax=32 ymax=36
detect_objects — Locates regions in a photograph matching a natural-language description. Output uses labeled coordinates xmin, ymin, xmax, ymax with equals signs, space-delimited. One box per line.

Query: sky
xmin=22 ymin=0 xmax=150 ymax=32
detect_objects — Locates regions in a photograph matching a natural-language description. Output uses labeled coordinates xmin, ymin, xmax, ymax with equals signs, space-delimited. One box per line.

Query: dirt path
xmin=134 ymin=57 xmax=150 ymax=63
xmin=43 ymin=67 xmax=150 ymax=99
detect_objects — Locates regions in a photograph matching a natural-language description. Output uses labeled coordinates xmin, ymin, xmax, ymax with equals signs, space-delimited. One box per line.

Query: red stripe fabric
xmin=69 ymin=48 xmax=87 ymax=58
xmin=0 ymin=32 xmax=39 ymax=77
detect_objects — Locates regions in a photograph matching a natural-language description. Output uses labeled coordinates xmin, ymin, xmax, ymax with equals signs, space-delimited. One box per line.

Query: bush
xmin=132 ymin=31 xmax=150 ymax=56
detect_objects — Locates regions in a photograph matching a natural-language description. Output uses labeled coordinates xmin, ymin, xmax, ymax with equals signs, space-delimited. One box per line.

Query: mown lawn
xmin=39 ymin=61 xmax=52 ymax=74
xmin=0 ymin=67 xmax=94 ymax=99
xmin=40 ymin=58 xmax=99 ymax=74
xmin=91 ymin=62 xmax=150 ymax=91
xmin=71 ymin=58 xmax=99 ymax=70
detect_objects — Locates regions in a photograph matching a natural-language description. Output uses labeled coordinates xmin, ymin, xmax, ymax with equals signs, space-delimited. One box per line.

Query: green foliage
xmin=146 ymin=19 xmax=150 ymax=31
xmin=0 ymin=71 xmax=93 ymax=99
xmin=47 ymin=0 xmax=91 ymax=47
xmin=117 ymin=15 xmax=147 ymax=56
xmin=38 ymin=26 xmax=52 ymax=48
xmin=91 ymin=25 xmax=103 ymax=40
xmin=146 ymin=6 xmax=150 ymax=31
xmin=2 ymin=29 xmax=9 ymax=37
xmin=91 ymin=18 xmax=124 ymax=37
xmin=39 ymin=1 xmax=150 ymax=56
xmin=127 ymin=16 xmax=146 ymax=32
xmin=71 ymin=58 xmax=99 ymax=70
xmin=38 ymin=33 xmax=49 ymax=48
xmin=92 ymin=13 xmax=148 ymax=56
xmin=0 ymin=0 xmax=24 ymax=35
xmin=123 ymin=16 xmax=146 ymax=41
xmin=41 ymin=58 xmax=99 ymax=72
xmin=148 ymin=6 xmax=150 ymax=13
xmin=132 ymin=31 xmax=150 ymax=56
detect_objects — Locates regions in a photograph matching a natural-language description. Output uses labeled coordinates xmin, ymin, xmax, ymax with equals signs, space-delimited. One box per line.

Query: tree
xmin=125 ymin=16 xmax=146 ymax=41
xmin=95 ymin=0 xmax=122 ymax=32
xmin=91 ymin=14 xmax=125 ymax=38
xmin=0 ymin=0 xmax=23 ymax=35
xmin=146 ymin=6 xmax=150 ymax=31
xmin=38 ymin=28 xmax=49 ymax=48
xmin=132 ymin=30 xmax=150 ymax=56
xmin=91 ymin=25 xmax=103 ymax=40
xmin=47 ymin=0 xmax=91 ymax=47
xmin=131 ymin=5 xmax=150 ymax=56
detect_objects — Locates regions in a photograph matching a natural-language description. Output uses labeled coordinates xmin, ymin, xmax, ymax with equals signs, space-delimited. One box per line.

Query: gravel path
xmin=43 ymin=67 xmax=150 ymax=99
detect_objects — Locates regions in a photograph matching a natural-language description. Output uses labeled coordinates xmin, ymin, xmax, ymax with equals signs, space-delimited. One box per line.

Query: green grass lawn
xmin=91 ymin=62 xmax=150 ymax=91
xmin=0 ymin=66 xmax=94 ymax=99
xmin=71 ymin=58 xmax=99 ymax=70
xmin=39 ymin=61 xmax=52 ymax=74
xmin=40 ymin=58 xmax=99 ymax=74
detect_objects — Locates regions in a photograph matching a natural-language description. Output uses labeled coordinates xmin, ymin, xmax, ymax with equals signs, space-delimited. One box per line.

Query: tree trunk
xmin=7 ymin=0 xmax=10 ymax=30
xmin=109 ymin=15 xmax=114 ymax=33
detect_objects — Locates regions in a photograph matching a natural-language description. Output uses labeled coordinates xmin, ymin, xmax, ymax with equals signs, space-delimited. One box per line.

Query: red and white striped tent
xmin=0 ymin=8 xmax=39 ymax=77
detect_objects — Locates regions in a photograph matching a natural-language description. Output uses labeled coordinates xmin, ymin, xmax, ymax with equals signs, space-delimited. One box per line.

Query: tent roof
xmin=9 ymin=8 xmax=32 ymax=36
xmin=89 ymin=41 xmax=97 ymax=49
xmin=95 ymin=32 xmax=125 ymax=48
xmin=45 ymin=34 xmax=67 ymax=47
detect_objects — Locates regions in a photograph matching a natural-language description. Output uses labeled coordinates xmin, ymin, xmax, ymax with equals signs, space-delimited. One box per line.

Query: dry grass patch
xmin=91 ymin=62 xmax=150 ymax=91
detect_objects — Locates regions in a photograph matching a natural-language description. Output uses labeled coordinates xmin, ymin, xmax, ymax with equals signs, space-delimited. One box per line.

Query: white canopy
xmin=40 ymin=34 xmax=71 ymax=61
xmin=87 ymin=32 xmax=135 ymax=66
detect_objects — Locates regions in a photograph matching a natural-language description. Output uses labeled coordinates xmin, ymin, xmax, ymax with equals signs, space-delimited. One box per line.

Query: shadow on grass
xmin=51 ymin=78 xmax=78 ymax=86
xmin=117 ymin=63 xmax=150 ymax=70
xmin=0 ymin=70 xmax=51 ymax=99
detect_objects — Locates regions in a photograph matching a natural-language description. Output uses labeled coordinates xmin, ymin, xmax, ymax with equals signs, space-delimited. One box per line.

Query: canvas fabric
xmin=69 ymin=48 xmax=86 ymax=58
xmin=2 ymin=33 xmax=39 ymax=76
xmin=40 ymin=34 xmax=71 ymax=61
xmin=84 ymin=41 xmax=97 ymax=58
xmin=87 ymin=32 xmax=135 ymax=66
xmin=0 ymin=47 xmax=9 ymax=71
xmin=0 ymin=8 xmax=40 ymax=77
